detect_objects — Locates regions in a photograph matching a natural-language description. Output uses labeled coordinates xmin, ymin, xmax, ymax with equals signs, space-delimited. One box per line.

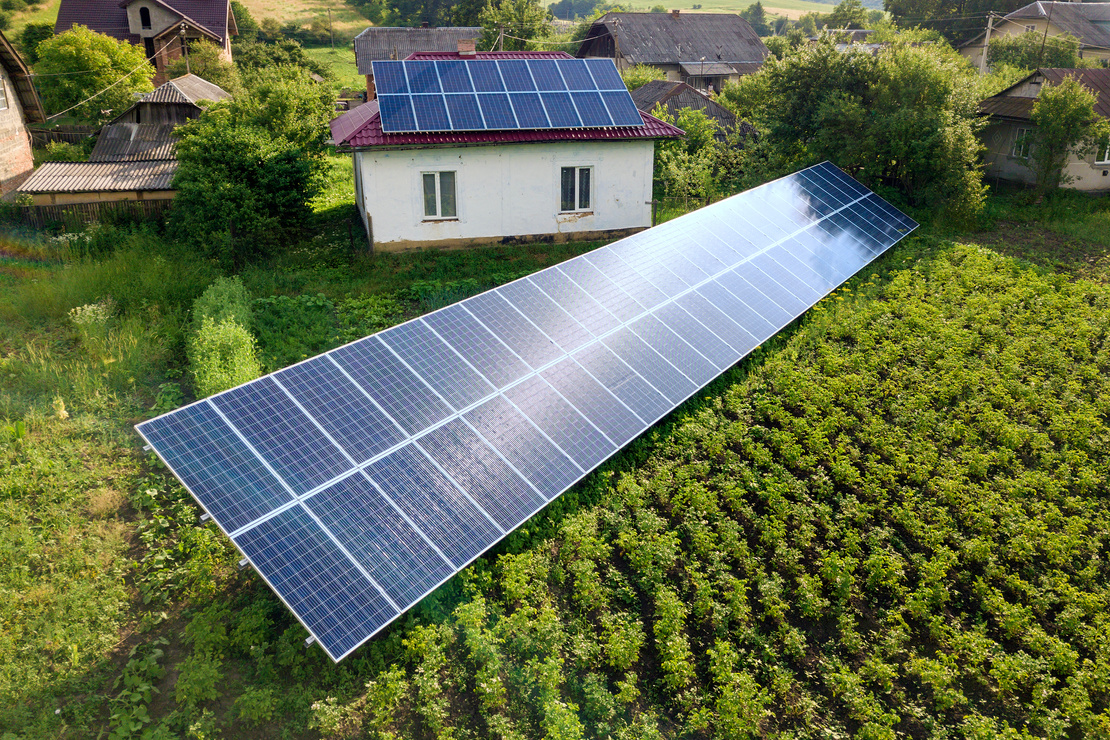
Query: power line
xmin=45 ymin=35 xmax=176 ymax=120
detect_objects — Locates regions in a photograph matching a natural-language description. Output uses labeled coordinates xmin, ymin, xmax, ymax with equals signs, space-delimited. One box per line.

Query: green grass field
xmin=303 ymin=45 xmax=363 ymax=91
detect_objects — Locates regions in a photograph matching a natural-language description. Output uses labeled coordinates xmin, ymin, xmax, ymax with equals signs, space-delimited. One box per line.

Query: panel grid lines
xmin=138 ymin=163 xmax=917 ymax=661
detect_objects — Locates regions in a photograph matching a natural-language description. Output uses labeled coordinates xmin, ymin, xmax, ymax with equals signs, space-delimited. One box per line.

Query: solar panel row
xmin=137 ymin=163 xmax=918 ymax=661
xmin=373 ymin=59 xmax=644 ymax=132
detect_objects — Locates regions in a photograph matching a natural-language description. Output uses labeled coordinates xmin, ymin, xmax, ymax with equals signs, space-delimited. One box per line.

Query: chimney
xmin=458 ymin=39 xmax=476 ymax=56
xmin=420 ymin=20 xmax=429 ymax=28
xmin=671 ymin=8 xmax=680 ymax=18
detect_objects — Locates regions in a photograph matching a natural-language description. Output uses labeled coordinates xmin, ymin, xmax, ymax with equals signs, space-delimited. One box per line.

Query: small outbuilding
xmin=330 ymin=51 xmax=683 ymax=251
xmin=630 ymin=79 xmax=746 ymax=143
xmin=0 ymin=30 xmax=46 ymax=196
xmin=979 ymin=68 xmax=1110 ymax=192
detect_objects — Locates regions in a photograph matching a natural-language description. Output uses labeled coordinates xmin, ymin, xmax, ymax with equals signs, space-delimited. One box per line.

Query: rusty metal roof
xmin=0 ymin=31 xmax=45 ymax=124
xmin=330 ymin=101 xmax=683 ymax=149
xmin=140 ymin=74 xmax=232 ymax=104
xmin=980 ymin=68 xmax=1110 ymax=121
xmin=576 ymin=12 xmax=769 ymax=66
xmin=354 ymin=27 xmax=482 ymax=74
xmin=406 ymin=50 xmax=573 ymax=60
xmin=89 ymin=123 xmax=178 ymax=161
xmin=18 ymin=160 xmax=178 ymax=193
xmin=631 ymin=79 xmax=736 ymax=123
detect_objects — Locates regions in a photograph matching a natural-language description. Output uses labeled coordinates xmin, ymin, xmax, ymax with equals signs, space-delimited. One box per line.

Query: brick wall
xmin=0 ymin=66 xmax=34 ymax=196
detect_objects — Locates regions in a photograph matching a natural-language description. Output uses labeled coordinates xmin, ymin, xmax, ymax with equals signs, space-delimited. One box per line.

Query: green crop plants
xmin=107 ymin=638 xmax=169 ymax=740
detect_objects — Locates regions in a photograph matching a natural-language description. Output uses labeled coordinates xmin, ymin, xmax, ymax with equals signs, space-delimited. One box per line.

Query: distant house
xmin=330 ymin=51 xmax=683 ymax=251
xmin=0 ymin=30 xmax=45 ymax=196
xmin=979 ymin=68 xmax=1110 ymax=191
xmin=55 ymin=0 xmax=237 ymax=85
xmin=630 ymin=79 xmax=746 ymax=142
xmin=959 ymin=2 xmax=1110 ymax=70
xmin=354 ymin=26 xmax=481 ymax=98
xmin=18 ymin=74 xmax=231 ymax=208
xmin=576 ymin=11 xmax=769 ymax=93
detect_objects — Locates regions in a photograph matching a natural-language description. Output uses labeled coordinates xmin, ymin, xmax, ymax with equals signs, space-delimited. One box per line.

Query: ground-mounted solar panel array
xmin=137 ymin=163 xmax=918 ymax=661
xmin=372 ymin=58 xmax=645 ymax=133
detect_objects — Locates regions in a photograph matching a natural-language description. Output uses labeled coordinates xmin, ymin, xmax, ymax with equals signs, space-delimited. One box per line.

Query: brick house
xmin=0 ymin=31 xmax=45 ymax=196
xmin=55 ymin=0 xmax=237 ymax=85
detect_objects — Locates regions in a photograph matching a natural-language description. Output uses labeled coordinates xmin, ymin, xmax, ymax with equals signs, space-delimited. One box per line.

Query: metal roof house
xmin=0 ymin=31 xmax=45 ymax=196
xmin=354 ymin=27 xmax=481 ymax=98
xmin=959 ymin=2 xmax=1110 ymax=69
xmin=18 ymin=74 xmax=230 ymax=208
xmin=55 ymin=0 xmax=237 ymax=84
xmin=630 ymin=79 xmax=748 ymax=143
xmin=979 ymin=68 xmax=1110 ymax=191
xmin=576 ymin=11 xmax=769 ymax=93
xmin=330 ymin=51 xmax=683 ymax=251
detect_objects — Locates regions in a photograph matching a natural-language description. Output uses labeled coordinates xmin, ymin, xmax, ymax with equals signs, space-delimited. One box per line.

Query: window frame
xmin=1097 ymin=137 xmax=1110 ymax=165
xmin=1011 ymin=127 xmax=1032 ymax=159
xmin=559 ymin=165 xmax=593 ymax=213
xmin=0 ymin=78 xmax=7 ymax=112
xmin=421 ymin=170 xmax=458 ymax=220
xmin=140 ymin=6 xmax=152 ymax=29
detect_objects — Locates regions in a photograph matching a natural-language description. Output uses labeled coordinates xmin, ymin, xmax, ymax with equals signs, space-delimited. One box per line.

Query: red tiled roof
xmin=330 ymin=103 xmax=684 ymax=149
xmin=405 ymin=50 xmax=574 ymax=60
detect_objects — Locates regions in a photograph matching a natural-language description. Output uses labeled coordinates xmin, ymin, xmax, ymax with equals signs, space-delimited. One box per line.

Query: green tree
xmin=987 ymin=31 xmax=1083 ymax=71
xmin=33 ymin=26 xmax=154 ymax=122
xmin=479 ymin=0 xmax=551 ymax=52
xmin=621 ymin=63 xmax=665 ymax=91
xmin=19 ymin=22 xmax=53 ymax=64
xmin=234 ymin=66 xmax=334 ymax=153
xmin=233 ymin=39 xmax=329 ymax=79
xmin=826 ymin=0 xmax=867 ymax=29
xmin=165 ymin=39 xmax=241 ymax=94
xmin=740 ymin=2 xmax=771 ymax=36
xmin=230 ymin=0 xmax=259 ymax=41
xmin=884 ymin=0 xmax=1026 ymax=44
xmin=1028 ymin=76 xmax=1110 ymax=193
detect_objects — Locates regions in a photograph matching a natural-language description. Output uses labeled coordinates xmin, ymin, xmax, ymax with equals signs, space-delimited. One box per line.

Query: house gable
xmin=0 ymin=31 xmax=44 ymax=194
xmin=576 ymin=11 xmax=768 ymax=69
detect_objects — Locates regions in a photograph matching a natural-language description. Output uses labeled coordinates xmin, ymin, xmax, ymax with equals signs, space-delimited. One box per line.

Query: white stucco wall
xmin=982 ymin=121 xmax=1110 ymax=192
xmin=354 ymin=139 xmax=655 ymax=249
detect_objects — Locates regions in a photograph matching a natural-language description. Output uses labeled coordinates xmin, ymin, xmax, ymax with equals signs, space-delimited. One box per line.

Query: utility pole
xmin=979 ymin=12 xmax=994 ymax=75
xmin=498 ymin=25 xmax=505 ymax=51
xmin=1038 ymin=0 xmax=1056 ymax=68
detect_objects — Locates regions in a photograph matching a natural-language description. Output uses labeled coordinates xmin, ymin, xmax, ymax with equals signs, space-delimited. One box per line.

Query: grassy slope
xmin=1 ymin=188 xmax=1109 ymax=737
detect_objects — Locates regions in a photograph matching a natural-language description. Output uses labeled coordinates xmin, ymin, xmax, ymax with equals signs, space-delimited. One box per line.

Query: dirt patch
xmin=966 ymin=220 xmax=1110 ymax=283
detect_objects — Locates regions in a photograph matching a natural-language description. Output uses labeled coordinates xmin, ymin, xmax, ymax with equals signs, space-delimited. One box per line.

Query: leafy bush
xmin=620 ymin=64 xmax=665 ymax=91
xmin=235 ymin=686 xmax=275 ymax=725
xmin=336 ymin=294 xmax=403 ymax=343
xmin=187 ymin=317 xmax=262 ymax=398
xmin=252 ymin=293 xmax=336 ymax=371
xmin=191 ymin=276 xmax=253 ymax=333
xmin=174 ymin=653 xmax=224 ymax=707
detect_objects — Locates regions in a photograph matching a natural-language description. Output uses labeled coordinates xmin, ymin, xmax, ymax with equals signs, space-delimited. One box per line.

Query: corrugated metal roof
xmin=89 ymin=123 xmax=178 ymax=161
xmin=678 ymin=61 xmax=737 ymax=77
xmin=577 ymin=12 xmax=769 ymax=66
xmin=140 ymin=74 xmax=232 ymax=104
xmin=56 ymin=0 xmax=231 ymax=43
xmin=1004 ymin=2 xmax=1110 ymax=50
xmin=981 ymin=68 xmax=1110 ymax=120
xmin=330 ymin=103 xmax=683 ymax=149
xmin=18 ymin=160 xmax=178 ymax=192
xmin=406 ymin=50 xmax=573 ymax=60
xmin=354 ymin=27 xmax=482 ymax=74
xmin=631 ymin=80 xmax=735 ymax=122
xmin=0 ymin=30 xmax=45 ymax=124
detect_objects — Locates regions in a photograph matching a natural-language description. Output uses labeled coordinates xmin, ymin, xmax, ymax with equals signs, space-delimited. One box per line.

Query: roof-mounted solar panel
xmin=138 ymin=163 xmax=918 ymax=661
xmin=372 ymin=58 xmax=645 ymax=133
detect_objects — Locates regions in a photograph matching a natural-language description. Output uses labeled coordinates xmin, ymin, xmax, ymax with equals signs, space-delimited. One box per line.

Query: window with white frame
xmin=560 ymin=166 xmax=592 ymax=212
xmin=0 ymin=78 xmax=7 ymax=111
xmin=1024 ymin=24 xmax=1036 ymax=33
xmin=422 ymin=171 xmax=457 ymax=219
xmin=1097 ymin=137 xmax=1110 ymax=165
xmin=1011 ymin=127 xmax=1032 ymax=158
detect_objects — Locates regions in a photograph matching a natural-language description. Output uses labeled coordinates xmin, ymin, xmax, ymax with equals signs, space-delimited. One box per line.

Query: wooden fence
xmin=27 ymin=125 xmax=97 ymax=147
xmin=12 ymin=200 xmax=172 ymax=230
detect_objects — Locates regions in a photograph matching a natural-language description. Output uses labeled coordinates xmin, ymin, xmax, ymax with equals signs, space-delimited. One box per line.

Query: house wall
xmin=960 ymin=19 xmax=1110 ymax=69
xmin=0 ymin=65 xmax=34 ymax=196
xmin=354 ymin=139 xmax=655 ymax=250
xmin=127 ymin=1 xmax=181 ymax=36
xmin=982 ymin=121 xmax=1110 ymax=192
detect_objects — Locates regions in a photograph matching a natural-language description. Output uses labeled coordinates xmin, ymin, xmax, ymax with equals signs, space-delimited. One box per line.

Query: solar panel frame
xmin=137 ymin=163 xmax=918 ymax=662
xmin=372 ymin=59 xmax=644 ymax=133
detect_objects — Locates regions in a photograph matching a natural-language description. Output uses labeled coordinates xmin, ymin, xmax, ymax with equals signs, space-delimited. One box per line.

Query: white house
xmin=959 ymin=2 xmax=1110 ymax=70
xmin=329 ymin=51 xmax=684 ymax=251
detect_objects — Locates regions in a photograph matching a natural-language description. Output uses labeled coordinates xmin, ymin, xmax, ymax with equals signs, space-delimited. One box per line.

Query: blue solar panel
xmin=437 ymin=59 xmax=473 ymax=93
xmin=138 ymin=164 xmax=918 ymax=662
xmin=509 ymin=92 xmax=549 ymax=128
xmin=373 ymin=58 xmax=643 ymax=133
xmin=601 ymin=89 xmax=645 ymax=127
xmin=477 ymin=93 xmax=517 ymax=128
xmin=445 ymin=94 xmax=485 ymax=130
